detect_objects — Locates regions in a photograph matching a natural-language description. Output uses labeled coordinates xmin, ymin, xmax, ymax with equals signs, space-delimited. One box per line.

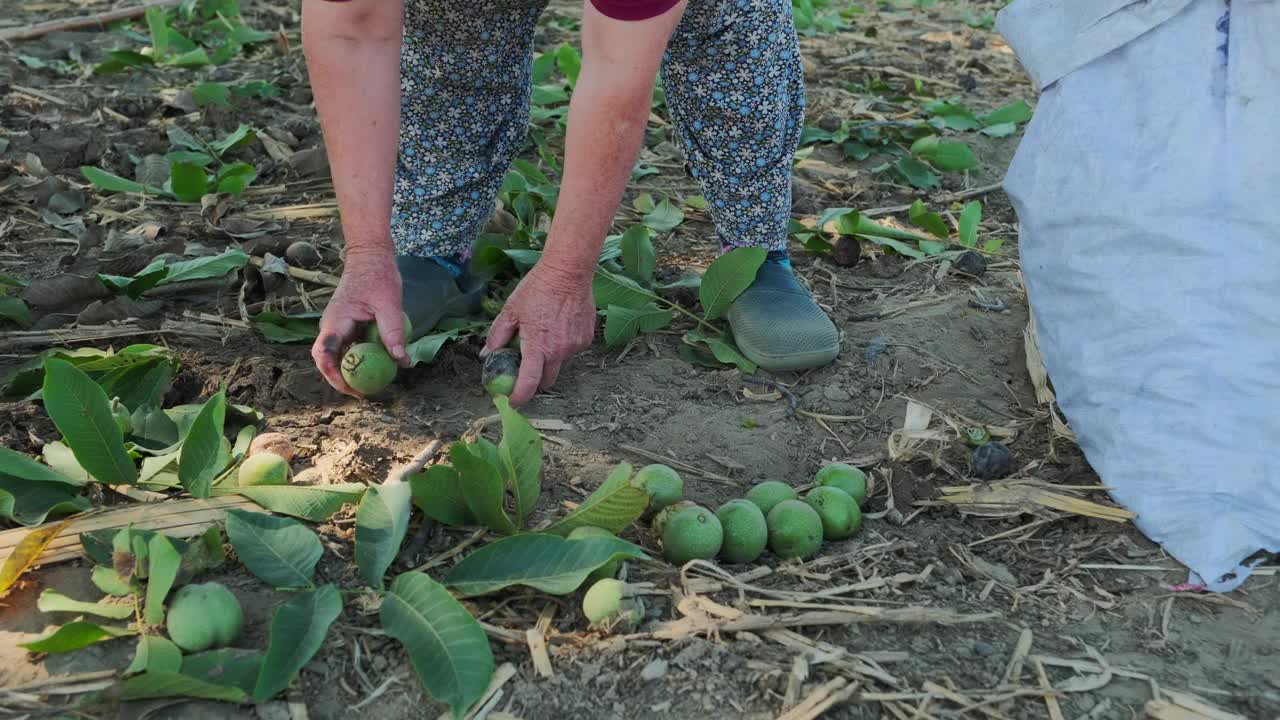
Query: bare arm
xmin=303 ymin=0 xmax=410 ymax=395
xmin=537 ymin=2 xmax=688 ymax=281
xmin=485 ymin=2 xmax=688 ymax=404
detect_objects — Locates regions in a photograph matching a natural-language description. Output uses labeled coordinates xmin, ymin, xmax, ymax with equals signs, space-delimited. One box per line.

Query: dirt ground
xmin=3 ymin=1 xmax=1279 ymax=719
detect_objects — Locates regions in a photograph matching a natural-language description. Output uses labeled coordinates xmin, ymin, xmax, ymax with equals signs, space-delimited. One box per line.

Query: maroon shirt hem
xmin=589 ymin=0 xmax=682 ymax=21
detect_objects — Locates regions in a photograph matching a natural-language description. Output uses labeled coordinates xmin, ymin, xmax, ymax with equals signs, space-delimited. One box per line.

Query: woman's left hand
xmin=481 ymin=261 xmax=597 ymax=405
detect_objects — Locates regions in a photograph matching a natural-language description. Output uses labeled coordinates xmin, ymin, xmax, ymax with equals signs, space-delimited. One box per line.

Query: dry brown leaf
xmin=939 ymin=480 xmax=1135 ymax=522
xmin=1147 ymin=690 xmax=1248 ymax=720
xmin=0 ymin=517 xmax=74 ymax=597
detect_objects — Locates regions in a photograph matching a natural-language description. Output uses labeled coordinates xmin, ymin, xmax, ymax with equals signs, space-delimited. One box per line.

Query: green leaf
xmin=555 ymin=43 xmax=581 ymax=88
xmin=908 ymin=200 xmax=949 ymax=239
xmin=146 ymin=6 xmax=171 ymax=58
xmin=167 ymin=47 xmax=210 ymax=68
xmin=231 ymin=79 xmax=277 ymax=98
xmin=982 ymin=237 xmax=1005 ymax=253
xmin=445 ymin=533 xmax=648 ymax=597
xmin=802 ymin=234 xmax=835 ymax=253
xmin=843 ymin=140 xmax=874 ymax=160
xmin=643 ymin=199 xmax=684 ymax=233
xmin=543 ymin=463 xmax=648 ymax=536
xmin=224 ymin=509 xmax=321 ymax=589
xmin=91 ymin=564 xmax=140 ymax=596
xmin=168 ymin=162 xmax=209 ymax=202
xmin=409 ymin=465 xmax=474 ymax=526
xmin=354 ymin=484 xmax=413 ymax=590
xmin=254 ymin=584 xmax=341 ymax=701
xmin=221 ymin=483 xmax=366 ymax=522
xmin=910 ymin=136 xmax=978 ymax=172
xmin=125 ymin=636 xmax=183 ymax=675
xmin=919 ymin=240 xmax=947 ymax=255
xmin=166 ymin=125 xmax=204 ymax=152
xmin=121 ymin=671 xmax=247 ymax=703
xmin=632 ymin=192 xmax=656 ymax=214
xmin=20 ymin=621 xmax=133 ymax=653
xmin=130 ymin=405 xmax=180 ymax=450
xmin=104 ymin=359 xmax=174 ymax=412
xmin=144 ymin=534 xmax=180 ymax=625
xmin=495 ymin=395 xmax=541 ymax=524
xmin=98 ymin=268 xmax=167 ymax=299
xmin=620 ymin=226 xmax=656 ymax=284
xmin=0 ymin=446 xmax=84 ymax=487
xmin=868 ymin=236 xmax=926 ymax=259
xmin=381 ymin=572 xmax=494 ymax=719
xmin=177 ymin=390 xmax=226 ymax=498
xmin=451 ymin=441 xmax=516 ymax=534
xmin=0 ymin=477 xmax=88 ymax=525
xmin=0 ymin=296 xmax=32 ymax=328
xmin=176 ymin=525 xmax=226 ymax=583
xmin=81 ymin=166 xmax=158 ymax=195
xmin=923 ymin=100 xmax=981 ymax=131
xmin=592 ymin=267 xmax=659 ymax=311
xmin=252 ymin=313 xmax=320 ymax=344
xmin=980 ymin=100 xmax=1033 ymax=127
xmin=138 ymin=451 xmax=179 ymax=486
xmin=657 ymin=275 xmax=701 ymax=291
xmin=407 ymin=331 xmax=461 ymax=367
xmin=154 ymin=248 xmax=249 ymax=285
xmin=181 ymin=648 xmax=264 ymax=694
xmin=700 ymin=247 xmax=767 ymax=321
xmin=957 ymin=201 xmax=982 ymax=247
xmin=193 ymin=81 xmax=231 ymax=107
xmin=42 ymin=359 xmax=138 ymax=485
xmin=93 ymin=50 xmax=154 ymax=75
xmin=980 ymin=122 xmax=1017 ymax=138
xmin=531 ymin=51 xmax=555 ymax=83
xmin=82 ymin=527 xmax=184 ymax=566
xmin=209 ymin=124 xmax=255 ymax=155
xmin=215 ymin=162 xmax=257 ymax=196
xmin=684 ymin=329 xmax=758 ymax=373
xmin=37 ymin=589 xmax=135 ymax=619
xmin=603 ymin=304 xmax=673 ymax=347
xmin=891 ymin=156 xmax=940 ymax=189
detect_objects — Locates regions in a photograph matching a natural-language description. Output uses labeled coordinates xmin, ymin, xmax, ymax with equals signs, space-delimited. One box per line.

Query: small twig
xmin=384 ymin=440 xmax=443 ymax=486
xmin=351 ymin=674 xmax=404 ymax=711
xmin=396 ymin=518 xmax=436 ymax=570
xmin=862 ymin=183 xmax=1005 ymax=218
xmin=969 ymin=297 xmax=1009 ymax=312
xmin=886 ymin=342 xmax=981 ymax=385
xmin=0 ymin=0 xmax=181 ymax=41
xmin=10 ymin=84 xmax=71 ymax=106
xmin=0 ymin=320 xmax=227 ymax=348
xmin=741 ymin=374 xmax=798 ymax=416
xmin=250 ymin=256 xmax=340 ymax=288
xmin=618 ymin=444 xmax=739 ymax=487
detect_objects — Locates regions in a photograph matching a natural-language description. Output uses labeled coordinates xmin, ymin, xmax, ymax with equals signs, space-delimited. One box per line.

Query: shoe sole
xmin=735 ymin=342 xmax=840 ymax=372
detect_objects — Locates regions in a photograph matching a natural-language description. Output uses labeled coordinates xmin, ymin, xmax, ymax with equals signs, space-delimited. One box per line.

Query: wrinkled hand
xmin=483 ymin=262 xmax=596 ymax=405
xmin=312 ymin=251 xmax=409 ymax=398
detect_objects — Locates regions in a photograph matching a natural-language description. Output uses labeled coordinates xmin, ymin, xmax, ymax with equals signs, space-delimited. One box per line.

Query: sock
xmin=765 ymin=249 xmax=792 ymax=268
xmin=428 ymin=254 xmax=466 ymax=281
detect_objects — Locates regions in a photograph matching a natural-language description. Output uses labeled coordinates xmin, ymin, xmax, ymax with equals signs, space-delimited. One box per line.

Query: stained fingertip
xmin=510 ymin=355 xmax=543 ymax=406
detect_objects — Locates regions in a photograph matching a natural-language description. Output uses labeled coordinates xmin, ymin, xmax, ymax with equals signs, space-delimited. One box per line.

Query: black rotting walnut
xmin=833 ymin=236 xmax=862 ymax=267
xmin=972 ymin=441 xmax=1011 ymax=480
xmin=285 ymin=241 xmax=323 ymax=269
xmin=954 ymin=250 xmax=987 ymax=276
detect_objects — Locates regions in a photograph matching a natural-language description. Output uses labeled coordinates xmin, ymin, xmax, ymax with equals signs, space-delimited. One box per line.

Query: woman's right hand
xmin=311 ymin=250 xmax=409 ymax=398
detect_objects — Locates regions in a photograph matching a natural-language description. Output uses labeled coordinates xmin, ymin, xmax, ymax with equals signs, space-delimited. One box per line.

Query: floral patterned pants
xmin=391 ymin=0 xmax=805 ymax=263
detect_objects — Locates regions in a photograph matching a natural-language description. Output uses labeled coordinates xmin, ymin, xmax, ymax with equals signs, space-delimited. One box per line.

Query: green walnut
xmin=165 ymin=582 xmax=244 ymax=652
